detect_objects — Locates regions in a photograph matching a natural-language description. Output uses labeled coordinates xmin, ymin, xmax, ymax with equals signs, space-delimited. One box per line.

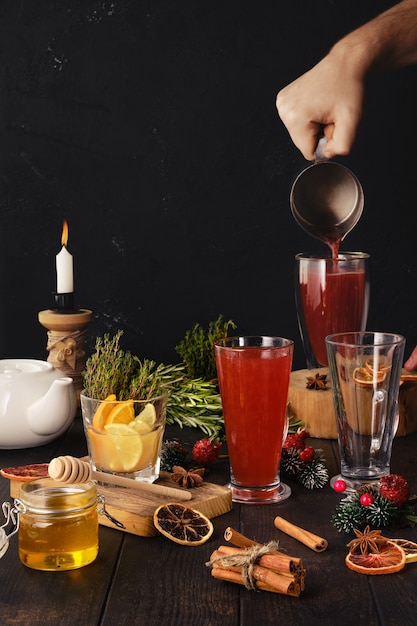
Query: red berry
xmin=283 ymin=429 xmax=309 ymax=451
xmin=299 ymin=446 xmax=314 ymax=462
xmin=379 ymin=474 xmax=410 ymax=506
xmin=333 ymin=479 xmax=347 ymax=493
xmin=360 ymin=493 xmax=374 ymax=507
xmin=192 ymin=438 xmax=222 ymax=465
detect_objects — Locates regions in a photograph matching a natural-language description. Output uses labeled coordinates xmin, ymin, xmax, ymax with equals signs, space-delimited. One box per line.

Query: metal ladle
xmin=290 ymin=138 xmax=364 ymax=245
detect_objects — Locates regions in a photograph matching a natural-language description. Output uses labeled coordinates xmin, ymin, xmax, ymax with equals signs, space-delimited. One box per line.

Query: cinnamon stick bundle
xmin=210 ymin=564 xmax=301 ymax=597
xmin=216 ymin=544 xmax=302 ymax=576
xmin=207 ymin=533 xmax=306 ymax=597
xmin=223 ymin=527 xmax=304 ymax=574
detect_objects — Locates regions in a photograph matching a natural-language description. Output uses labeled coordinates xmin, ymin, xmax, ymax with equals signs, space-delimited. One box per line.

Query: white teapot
xmin=0 ymin=359 xmax=77 ymax=448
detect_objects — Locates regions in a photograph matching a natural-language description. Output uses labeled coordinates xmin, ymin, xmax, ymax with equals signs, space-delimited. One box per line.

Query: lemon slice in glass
xmin=104 ymin=423 xmax=143 ymax=472
xmin=129 ymin=403 xmax=157 ymax=434
xmin=137 ymin=403 xmax=156 ymax=426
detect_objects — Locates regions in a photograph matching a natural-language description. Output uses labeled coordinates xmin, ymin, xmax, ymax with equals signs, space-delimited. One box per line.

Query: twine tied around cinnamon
xmin=206 ymin=540 xmax=280 ymax=591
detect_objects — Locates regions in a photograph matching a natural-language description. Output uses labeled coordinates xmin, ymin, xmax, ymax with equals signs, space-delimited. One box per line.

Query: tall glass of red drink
xmin=295 ymin=252 xmax=370 ymax=369
xmin=214 ymin=336 xmax=294 ymax=504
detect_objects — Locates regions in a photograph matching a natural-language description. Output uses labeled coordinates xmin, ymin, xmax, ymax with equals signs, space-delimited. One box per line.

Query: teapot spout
xmin=27 ymin=377 xmax=77 ymax=436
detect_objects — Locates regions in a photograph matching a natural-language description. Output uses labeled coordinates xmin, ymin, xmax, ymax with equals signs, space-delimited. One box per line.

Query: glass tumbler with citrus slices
xmin=80 ymin=392 xmax=167 ymax=483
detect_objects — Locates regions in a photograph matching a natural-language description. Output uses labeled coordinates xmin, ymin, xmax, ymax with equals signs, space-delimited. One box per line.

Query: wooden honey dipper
xmin=48 ymin=456 xmax=192 ymax=501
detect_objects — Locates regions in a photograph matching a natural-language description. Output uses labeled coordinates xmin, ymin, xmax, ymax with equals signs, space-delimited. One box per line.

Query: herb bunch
xmin=82 ymin=317 xmax=235 ymax=438
xmin=175 ymin=315 xmax=236 ymax=380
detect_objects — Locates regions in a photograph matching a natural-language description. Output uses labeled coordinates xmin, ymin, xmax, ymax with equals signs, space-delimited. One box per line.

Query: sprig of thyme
xmin=175 ymin=315 xmax=236 ymax=380
xmin=82 ymin=331 xmax=137 ymax=400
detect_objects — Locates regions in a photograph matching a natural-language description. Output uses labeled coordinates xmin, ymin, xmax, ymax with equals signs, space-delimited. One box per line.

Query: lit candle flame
xmin=61 ymin=220 xmax=69 ymax=247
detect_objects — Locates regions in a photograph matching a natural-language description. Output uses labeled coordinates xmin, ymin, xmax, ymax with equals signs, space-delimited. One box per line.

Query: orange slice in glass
xmin=92 ymin=394 xmax=117 ymax=431
xmin=353 ymin=367 xmax=386 ymax=387
xmin=106 ymin=400 xmax=135 ymax=426
xmin=345 ymin=541 xmax=406 ymax=575
xmin=365 ymin=357 xmax=392 ymax=375
xmin=153 ymin=503 xmax=214 ymax=546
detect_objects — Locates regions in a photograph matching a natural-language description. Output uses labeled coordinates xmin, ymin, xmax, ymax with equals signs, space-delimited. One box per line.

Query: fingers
xmin=404 ymin=346 xmax=417 ymax=371
xmin=276 ymin=90 xmax=318 ymax=160
xmin=276 ymin=56 xmax=364 ymax=161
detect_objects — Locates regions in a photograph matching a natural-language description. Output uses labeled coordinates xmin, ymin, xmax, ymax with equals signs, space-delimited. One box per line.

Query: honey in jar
xmin=16 ymin=478 xmax=98 ymax=571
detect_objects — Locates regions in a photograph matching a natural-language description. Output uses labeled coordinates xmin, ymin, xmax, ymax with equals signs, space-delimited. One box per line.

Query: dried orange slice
xmin=400 ymin=369 xmax=417 ymax=383
xmin=353 ymin=367 xmax=386 ymax=387
xmin=0 ymin=463 xmax=50 ymax=482
xmin=153 ymin=503 xmax=214 ymax=546
xmin=365 ymin=357 xmax=392 ymax=375
xmin=345 ymin=540 xmax=406 ymax=575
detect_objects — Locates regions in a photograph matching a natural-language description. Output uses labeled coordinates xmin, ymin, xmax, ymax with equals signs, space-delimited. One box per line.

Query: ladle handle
xmin=315 ymin=136 xmax=328 ymax=163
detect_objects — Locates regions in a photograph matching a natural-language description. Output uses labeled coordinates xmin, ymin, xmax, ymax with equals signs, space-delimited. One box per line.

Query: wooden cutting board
xmin=9 ymin=473 xmax=232 ymax=537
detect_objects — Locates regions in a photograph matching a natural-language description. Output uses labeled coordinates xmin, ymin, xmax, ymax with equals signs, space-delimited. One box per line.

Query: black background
xmin=0 ymin=0 xmax=416 ymax=372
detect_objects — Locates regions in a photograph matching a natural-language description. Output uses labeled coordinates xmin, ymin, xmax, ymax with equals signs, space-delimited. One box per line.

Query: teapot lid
xmin=0 ymin=359 xmax=53 ymax=376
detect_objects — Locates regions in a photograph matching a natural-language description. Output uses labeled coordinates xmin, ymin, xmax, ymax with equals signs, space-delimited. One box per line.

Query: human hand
xmin=276 ymin=52 xmax=365 ymax=161
xmin=404 ymin=346 xmax=417 ymax=371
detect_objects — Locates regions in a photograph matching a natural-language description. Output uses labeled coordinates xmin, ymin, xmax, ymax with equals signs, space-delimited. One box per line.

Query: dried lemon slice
xmin=153 ymin=503 xmax=214 ymax=546
xmin=390 ymin=538 xmax=417 ymax=563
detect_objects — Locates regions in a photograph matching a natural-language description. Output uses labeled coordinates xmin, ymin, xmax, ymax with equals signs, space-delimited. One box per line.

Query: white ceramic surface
xmin=0 ymin=359 xmax=77 ymax=449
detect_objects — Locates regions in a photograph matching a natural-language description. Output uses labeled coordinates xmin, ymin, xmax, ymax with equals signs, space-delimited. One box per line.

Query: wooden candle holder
xmin=38 ymin=308 xmax=93 ymax=402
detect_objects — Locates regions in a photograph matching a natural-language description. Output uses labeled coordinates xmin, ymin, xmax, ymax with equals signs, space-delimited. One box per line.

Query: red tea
xmin=299 ymin=262 xmax=367 ymax=367
xmin=215 ymin=345 xmax=292 ymax=487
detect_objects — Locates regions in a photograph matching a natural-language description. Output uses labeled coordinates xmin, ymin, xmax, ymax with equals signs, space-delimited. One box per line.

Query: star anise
xmin=170 ymin=466 xmax=205 ymax=488
xmin=347 ymin=525 xmax=389 ymax=555
xmin=306 ymin=372 xmax=328 ymax=390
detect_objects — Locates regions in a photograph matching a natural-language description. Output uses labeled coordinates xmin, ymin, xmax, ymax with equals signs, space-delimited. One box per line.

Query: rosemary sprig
xmin=166 ymin=377 xmax=224 ymax=438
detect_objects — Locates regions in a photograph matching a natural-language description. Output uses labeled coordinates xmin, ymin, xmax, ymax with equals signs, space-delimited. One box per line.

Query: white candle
xmin=56 ymin=221 xmax=74 ymax=293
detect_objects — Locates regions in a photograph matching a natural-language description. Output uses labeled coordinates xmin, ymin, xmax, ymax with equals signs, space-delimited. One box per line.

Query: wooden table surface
xmin=1 ymin=416 xmax=417 ymax=626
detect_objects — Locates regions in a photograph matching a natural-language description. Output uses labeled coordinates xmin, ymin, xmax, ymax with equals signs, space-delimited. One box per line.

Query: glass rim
xmin=214 ymin=335 xmax=294 ymax=348
xmin=295 ymin=251 xmax=370 ymax=261
xmin=325 ymin=331 xmax=405 ymax=348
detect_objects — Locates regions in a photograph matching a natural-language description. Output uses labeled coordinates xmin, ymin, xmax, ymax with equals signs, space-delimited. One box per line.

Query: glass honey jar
xmin=15 ymin=478 xmax=99 ymax=571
